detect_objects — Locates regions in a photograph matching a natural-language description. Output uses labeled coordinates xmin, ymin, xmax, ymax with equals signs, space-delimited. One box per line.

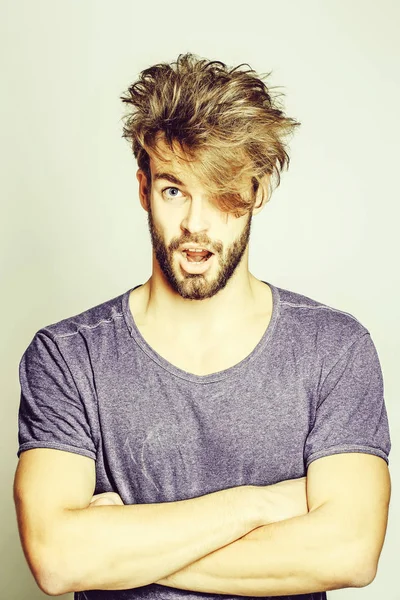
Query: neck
xmin=138 ymin=270 xmax=268 ymax=339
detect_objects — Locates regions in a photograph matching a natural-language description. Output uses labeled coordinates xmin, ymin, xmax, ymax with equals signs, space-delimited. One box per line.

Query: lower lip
xmin=178 ymin=251 xmax=215 ymax=274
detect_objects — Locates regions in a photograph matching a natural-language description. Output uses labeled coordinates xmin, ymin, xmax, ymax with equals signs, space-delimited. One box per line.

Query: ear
xmin=252 ymin=174 xmax=271 ymax=216
xmin=136 ymin=169 xmax=150 ymax=212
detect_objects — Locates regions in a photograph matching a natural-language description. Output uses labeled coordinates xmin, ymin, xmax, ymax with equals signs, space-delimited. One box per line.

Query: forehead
xmin=147 ymin=133 xmax=255 ymax=199
xmin=149 ymin=137 xmax=197 ymax=180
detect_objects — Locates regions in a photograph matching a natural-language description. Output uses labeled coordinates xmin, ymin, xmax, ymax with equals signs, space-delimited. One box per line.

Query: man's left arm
xmin=155 ymin=452 xmax=391 ymax=597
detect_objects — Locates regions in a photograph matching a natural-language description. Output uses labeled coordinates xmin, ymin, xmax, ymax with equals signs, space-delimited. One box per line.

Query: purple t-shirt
xmin=17 ymin=280 xmax=391 ymax=600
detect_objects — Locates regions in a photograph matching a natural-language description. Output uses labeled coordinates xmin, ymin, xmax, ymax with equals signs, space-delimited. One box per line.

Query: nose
xmin=180 ymin=195 xmax=212 ymax=235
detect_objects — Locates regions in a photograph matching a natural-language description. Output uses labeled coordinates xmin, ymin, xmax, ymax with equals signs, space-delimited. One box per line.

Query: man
xmin=14 ymin=53 xmax=391 ymax=599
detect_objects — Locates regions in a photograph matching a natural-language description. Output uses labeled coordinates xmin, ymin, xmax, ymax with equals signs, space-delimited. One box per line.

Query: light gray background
xmin=1 ymin=0 xmax=399 ymax=598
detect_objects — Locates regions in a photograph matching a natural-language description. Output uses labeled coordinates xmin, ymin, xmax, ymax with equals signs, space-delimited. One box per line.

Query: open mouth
xmin=182 ymin=250 xmax=214 ymax=263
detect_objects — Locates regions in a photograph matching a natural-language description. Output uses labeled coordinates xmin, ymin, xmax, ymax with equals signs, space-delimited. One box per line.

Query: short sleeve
xmin=304 ymin=333 xmax=391 ymax=469
xmin=17 ymin=329 xmax=97 ymax=460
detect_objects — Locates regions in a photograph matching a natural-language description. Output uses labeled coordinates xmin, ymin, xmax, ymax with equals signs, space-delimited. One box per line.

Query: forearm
xmin=156 ymin=505 xmax=367 ymax=596
xmin=45 ymin=486 xmax=261 ymax=595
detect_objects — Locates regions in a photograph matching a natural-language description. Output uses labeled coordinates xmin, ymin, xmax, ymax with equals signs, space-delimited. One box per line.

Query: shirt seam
xmin=123 ymin=284 xmax=281 ymax=384
xmin=129 ymin=300 xmax=281 ymax=385
xmin=279 ymin=300 xmax=365 ymax=327
xmin=45 ymin=313 xmax=125 ymax=340
xmin=18 ymin=441 xmax=97 ymax=459
xmin=306 ymin=443 xmax=389 ymax=465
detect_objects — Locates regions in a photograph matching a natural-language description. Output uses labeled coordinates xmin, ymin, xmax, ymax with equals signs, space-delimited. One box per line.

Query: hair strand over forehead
xmin=120 ymin=52 xmax=301 ymax=216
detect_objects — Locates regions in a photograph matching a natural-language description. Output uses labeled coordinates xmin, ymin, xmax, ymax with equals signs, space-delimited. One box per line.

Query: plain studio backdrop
xmin=1 ymin=0 xmax=399 ymax=598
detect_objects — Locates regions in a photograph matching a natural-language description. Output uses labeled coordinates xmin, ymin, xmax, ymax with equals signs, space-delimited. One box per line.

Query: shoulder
xmin=23 ymin=289 xmax=129 ymax=356
xmin=273 ymin=282 xmax=370 ymax=363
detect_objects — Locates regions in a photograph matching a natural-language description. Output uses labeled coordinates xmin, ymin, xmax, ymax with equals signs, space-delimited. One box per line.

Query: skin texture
xmin=87 ymin=454 xmax=391 ymax=595
xmin=87 ymin=457 xmax=390 ymax=596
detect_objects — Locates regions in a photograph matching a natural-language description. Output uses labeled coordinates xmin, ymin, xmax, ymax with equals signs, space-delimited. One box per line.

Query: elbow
xmin=349 ymin=556 xmax=377 ymax=589
xmin=24 ymin=543 xmax=71 ymax=596
xmin=40 ymin=546 xmax=79 ymax=596
xmin=38 ymin=566 xmax=71 ymax=597
xmin=338 ymin=548 xmax=378 ymax=589
xmin=347 ymin=566 xmax=376 ymax=589
xmin=37 ymin=573 xmax=66 ymax=597
xmin=317 ymin=539 xmax=378 ymax=591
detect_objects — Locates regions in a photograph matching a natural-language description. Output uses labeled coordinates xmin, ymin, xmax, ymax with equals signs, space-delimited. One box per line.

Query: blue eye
xmin=162 ymin=187 xmax=183 ymax=199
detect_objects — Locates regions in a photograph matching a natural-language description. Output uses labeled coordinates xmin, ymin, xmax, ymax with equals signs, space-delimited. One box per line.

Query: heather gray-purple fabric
xmin=17 ymin=281 xmax=391 ymax=600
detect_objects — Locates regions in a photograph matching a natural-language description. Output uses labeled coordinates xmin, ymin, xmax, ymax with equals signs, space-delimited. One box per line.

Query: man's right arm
xmin=14 ymin=448 xmax=307 ymax=596
xmin=14 ymin=448 xmax=263 ymax=595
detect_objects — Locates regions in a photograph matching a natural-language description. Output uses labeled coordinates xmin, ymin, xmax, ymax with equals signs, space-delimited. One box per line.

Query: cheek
xmin=150 ymin=210 xmax=176 ymax=242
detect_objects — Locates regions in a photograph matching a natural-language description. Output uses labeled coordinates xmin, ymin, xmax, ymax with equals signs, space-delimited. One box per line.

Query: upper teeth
xmin=186 ymin=248 xmax=206 ymax=252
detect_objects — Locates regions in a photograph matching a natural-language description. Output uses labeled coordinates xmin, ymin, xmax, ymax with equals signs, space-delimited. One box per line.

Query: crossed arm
xmin=92 ymin=452 xmax=390 ymax=597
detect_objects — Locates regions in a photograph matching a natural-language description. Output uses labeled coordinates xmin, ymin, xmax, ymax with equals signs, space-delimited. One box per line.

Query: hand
xmin=88 ymin=491 xmax=124 ymax=507
xmin=266 ymin=476 xmax=308 ymax=522
xmin=248 ymin=476 xmax=308 ymax=536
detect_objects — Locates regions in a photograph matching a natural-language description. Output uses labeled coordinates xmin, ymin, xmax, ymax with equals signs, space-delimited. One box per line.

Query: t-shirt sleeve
xmin=304 ymin=332 xmax=391 ymax=469
xmin=17 ymin=329 xmax=97 ymax=460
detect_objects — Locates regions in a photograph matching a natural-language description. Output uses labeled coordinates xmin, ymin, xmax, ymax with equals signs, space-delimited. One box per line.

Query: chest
xmin=94 ymin=350 xmax=313 ymax=504
xmin=135 ymin=315 xmax=273 ymax=376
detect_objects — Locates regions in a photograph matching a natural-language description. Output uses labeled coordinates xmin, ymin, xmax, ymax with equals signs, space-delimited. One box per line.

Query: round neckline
xmin=122 ymin=280 xmax=281 ymax=383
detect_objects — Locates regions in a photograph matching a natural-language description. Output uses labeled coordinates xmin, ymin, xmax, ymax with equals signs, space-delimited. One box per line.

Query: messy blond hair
xmin=120 ymin=52 xmax=300 ymax=217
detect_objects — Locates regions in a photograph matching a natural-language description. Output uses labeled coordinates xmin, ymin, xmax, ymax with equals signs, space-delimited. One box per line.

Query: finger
xmin=89 ymin=497 xmax=117 ymax=507
xmin=89 ymin=492 xmax=124 ymax=506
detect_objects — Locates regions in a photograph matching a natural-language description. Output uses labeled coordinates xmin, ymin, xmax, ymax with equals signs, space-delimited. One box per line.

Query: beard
xmin=146 ymin=199 xmax=252 ymax=300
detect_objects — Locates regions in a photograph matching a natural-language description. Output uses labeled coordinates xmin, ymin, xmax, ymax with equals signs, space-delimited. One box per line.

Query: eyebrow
xmin=153 ymin=172 xmax=185 ymax=186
